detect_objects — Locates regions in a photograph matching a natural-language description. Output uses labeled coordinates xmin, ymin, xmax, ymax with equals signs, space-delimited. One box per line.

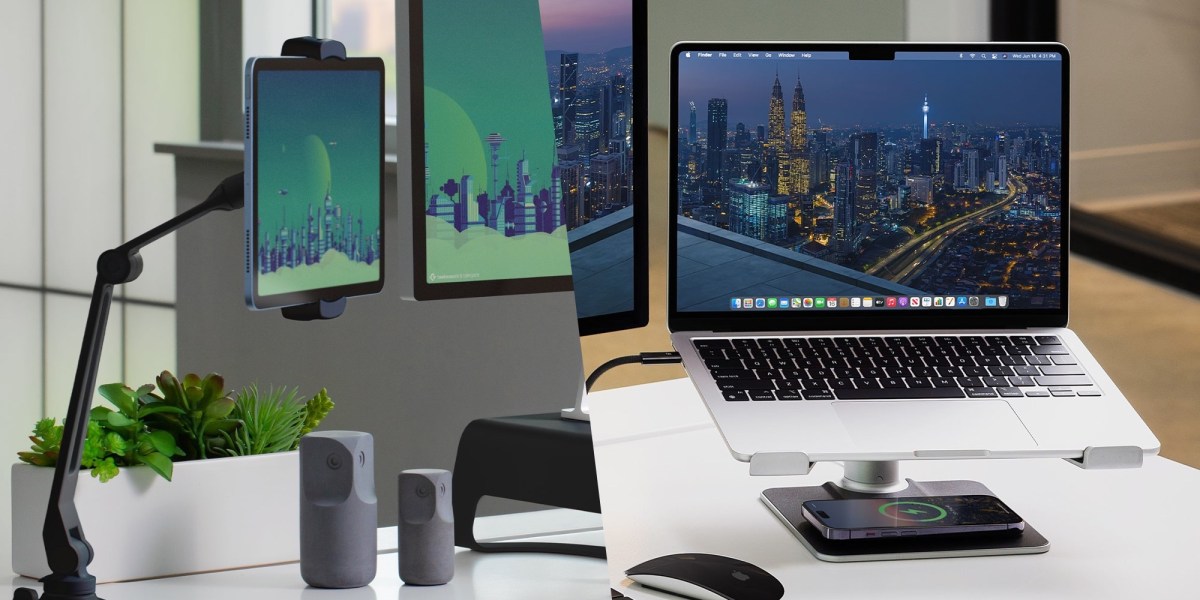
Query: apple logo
xmin=731 ymin=570 xmax=750 ymax=582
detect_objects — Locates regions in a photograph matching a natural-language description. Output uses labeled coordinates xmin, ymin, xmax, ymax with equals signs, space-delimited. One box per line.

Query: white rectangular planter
xmin=12 ymin=451 xmax=299 ymax=582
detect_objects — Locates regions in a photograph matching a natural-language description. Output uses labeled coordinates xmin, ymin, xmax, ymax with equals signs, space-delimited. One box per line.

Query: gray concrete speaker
xmin=398 ymin=469 xmax=454 ymax=585
xmin=300 ymin=431 xmax=377 ymax=588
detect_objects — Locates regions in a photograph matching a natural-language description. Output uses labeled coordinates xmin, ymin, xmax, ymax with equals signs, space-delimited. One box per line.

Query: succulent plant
xmin=144 ymin=371 xmax=238 ymax=461
xmin=18 ymin=383 xmax=187 ymax=482
xmin=214 ymin=386 xmax=336 ymax=457
xmin=17 ymin=371 xmax=336 ymax=482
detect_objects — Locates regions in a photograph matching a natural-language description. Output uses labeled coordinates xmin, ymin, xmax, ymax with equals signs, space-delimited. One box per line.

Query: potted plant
xmin=11 ymin=371 xmax=335 ymax=582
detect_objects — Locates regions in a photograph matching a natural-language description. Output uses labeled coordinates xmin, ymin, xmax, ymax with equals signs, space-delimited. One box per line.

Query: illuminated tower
xmin=705 ymin=98 xmax=728 ymax=189
xmin=834 ymin=162 xmax=857 ymax=251
xmin=688 ymin=101 xmax=697 ymax=144
xmin=851 ymin=132 xmax=878 ymax=223
xmin=559 ymin=53 xmax=579 ymax=145
xmin=486 ymin=132 xmax=505 ymax=200
xmin=922 ymin=94 xmax=929 ymax=139
xmin=789 ymin=76 xmax=810 ymax=199
xmin=767 ymin=72 xmax=788 ymax=194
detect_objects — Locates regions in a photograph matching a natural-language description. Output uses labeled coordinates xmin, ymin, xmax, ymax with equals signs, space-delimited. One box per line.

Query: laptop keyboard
xmin=694 ymin=335 xmax=1100 ymax=401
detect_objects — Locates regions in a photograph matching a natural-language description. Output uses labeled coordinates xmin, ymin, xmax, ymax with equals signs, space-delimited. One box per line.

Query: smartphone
xmin=244 ymin=56 xmax=385 ymax=310
xmin=801 ymin=495 xmax=1024 ymax=541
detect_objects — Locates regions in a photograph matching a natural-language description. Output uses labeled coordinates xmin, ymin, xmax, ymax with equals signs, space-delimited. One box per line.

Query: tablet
xmin=244 ymin=56 xmax=385 ymax=310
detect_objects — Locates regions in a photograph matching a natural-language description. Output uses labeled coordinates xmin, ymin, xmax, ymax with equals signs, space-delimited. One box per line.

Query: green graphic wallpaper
xmin=255 ymin=69 xmax=382 ymax=296
xmin=422 ymin=0 xmax=572 ymax=284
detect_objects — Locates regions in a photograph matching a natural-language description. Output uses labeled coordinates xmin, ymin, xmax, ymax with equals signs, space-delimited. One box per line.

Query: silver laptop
xmin=667 ymin=42 xmax=1159 ymax=475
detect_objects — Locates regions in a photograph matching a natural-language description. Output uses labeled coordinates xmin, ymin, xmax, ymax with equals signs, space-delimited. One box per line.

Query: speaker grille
xmin=245 ymin=230 xmax=251 ymax=274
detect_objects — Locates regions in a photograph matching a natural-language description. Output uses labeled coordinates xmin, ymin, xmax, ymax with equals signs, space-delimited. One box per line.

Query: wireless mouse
xmin=625 ymin=553 xmax=784 ymax=600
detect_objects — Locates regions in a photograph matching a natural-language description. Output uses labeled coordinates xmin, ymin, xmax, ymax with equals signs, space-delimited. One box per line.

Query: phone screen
xmin=803 ymin=495 xmax=1023 ymax=539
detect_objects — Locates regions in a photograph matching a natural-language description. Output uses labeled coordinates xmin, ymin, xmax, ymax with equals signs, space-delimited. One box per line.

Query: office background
xmin=1 ymin=0 xmax=1197 ymax=572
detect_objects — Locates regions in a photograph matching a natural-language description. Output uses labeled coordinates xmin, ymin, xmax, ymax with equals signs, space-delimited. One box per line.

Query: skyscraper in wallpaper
xmin=789 ymin=76 xmax=810 ymax=198
xmin=420 ymin=0 xmax=571 ymax=284
xmin=767 ymin=73 xmax=787 ymax=194
xmin=706 ymin=98 xmax=727 ymax=190
xmin=541 ymin=0 xmax=634 ymax=225
xmin=560 ymin=53 xmax=579 ymax=146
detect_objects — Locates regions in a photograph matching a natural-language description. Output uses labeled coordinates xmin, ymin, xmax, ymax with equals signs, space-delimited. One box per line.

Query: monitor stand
xmin=760 ymin=460 xmax=1049 ymax=562
xmin=560 ymin=367 xmax=589 ymax=422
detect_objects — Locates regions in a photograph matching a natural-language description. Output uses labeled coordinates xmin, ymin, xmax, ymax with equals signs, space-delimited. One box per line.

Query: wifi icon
xmin=969 ymin=53 xmax=976 ymax=58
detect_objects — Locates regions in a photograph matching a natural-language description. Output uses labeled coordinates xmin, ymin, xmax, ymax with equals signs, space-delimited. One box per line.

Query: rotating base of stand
xmin=761 ymin=479 xmax=1049 ymax=562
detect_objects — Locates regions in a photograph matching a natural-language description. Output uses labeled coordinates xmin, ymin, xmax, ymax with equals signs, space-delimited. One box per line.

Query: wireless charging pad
xmin=761 ymin=479 xmax=1049 ymax=562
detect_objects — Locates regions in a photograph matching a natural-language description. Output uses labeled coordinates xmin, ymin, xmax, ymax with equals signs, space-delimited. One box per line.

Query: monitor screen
xmin=407 ymin=0 xmax=648 ymax=334
xmin=671 ymin=44 xmax=1066 ymax=327
xmin=245 ymin=57 xmax=385 ymax=310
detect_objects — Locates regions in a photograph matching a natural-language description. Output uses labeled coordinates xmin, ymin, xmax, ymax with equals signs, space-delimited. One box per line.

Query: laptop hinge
xmin=749 ymin=452 xmax=814 ymax=476
xmin=1064 ymin=445 xmax=1144 ymax=469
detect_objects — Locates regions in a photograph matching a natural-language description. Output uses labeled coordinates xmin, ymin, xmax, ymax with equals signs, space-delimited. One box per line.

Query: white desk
xmin=2 ymin=515 xmax=608 ymax=599
xmin=590 ymin=378 xmax=1200 ymax=599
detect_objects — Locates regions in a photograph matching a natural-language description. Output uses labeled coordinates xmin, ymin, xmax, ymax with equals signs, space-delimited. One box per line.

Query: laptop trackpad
xmin=833 ymin=400 xmax=1037 ymax=452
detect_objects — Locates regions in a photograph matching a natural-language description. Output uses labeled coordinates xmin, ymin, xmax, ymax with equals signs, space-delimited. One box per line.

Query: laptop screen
xmin=670 ymin=44 xmax=1067 ymax=329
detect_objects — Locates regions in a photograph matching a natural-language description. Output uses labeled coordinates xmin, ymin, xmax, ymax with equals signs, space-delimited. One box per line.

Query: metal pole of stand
xmin=839 ymin=461 xmax=908 ymax=494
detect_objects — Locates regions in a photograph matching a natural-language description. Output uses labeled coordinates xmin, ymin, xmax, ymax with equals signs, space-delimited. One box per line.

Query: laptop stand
xmin=760 ymin=461 xmax=1049 ymax=562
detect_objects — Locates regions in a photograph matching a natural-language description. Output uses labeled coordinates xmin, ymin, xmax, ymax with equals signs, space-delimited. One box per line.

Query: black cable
xmin=586 ymin=351 xmax=682 ymax=392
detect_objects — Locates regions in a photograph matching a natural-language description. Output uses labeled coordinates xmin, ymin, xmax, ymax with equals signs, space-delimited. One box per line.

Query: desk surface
xmin=2 ymin=520 xmax=608 ymax=599
xmin=590 ymin=378 xmax=1200 ymax=600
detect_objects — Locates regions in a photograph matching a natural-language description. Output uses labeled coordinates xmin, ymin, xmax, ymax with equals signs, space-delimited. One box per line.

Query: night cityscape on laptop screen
xmin=674 ymin=49 xmax=1063 ymax=313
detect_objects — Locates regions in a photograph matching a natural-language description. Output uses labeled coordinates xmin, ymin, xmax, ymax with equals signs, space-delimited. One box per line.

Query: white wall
xmin=906 ymin=0 xmax=989 ymax=41
xmin=0 ymin=0 xmax=197 ymax=570
xmin=1061 ymin=0 xmax=1200 ymax=202
xmin=646 ymin=0 xmax=908 ymax=129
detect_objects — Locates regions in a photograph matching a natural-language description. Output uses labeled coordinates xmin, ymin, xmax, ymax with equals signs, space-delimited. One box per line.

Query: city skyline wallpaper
xmin=421 ymin=0 xmax=571 ymax=285
xmin=254 ymin=68 xmax=382 ymax=298
xmin=541 ymin=0 xmax=635 ymax=317
xmin=420 ymin=0 xmax=637 ymax=316
xmin=675 ymin=54 xmax=1064 ymax=311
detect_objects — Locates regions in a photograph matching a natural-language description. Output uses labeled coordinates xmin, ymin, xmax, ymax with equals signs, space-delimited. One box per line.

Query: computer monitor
xmin=404 ymin=0 xmax=647 ymax=336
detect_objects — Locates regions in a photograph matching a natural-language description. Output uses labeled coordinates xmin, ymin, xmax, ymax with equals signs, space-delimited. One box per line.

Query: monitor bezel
xmin=407 ymin=0 xmax=649 ymax=332
xmin=668 ymin=41 xmax=1070 ymax=333
xmin=245 ymin=56 xmax=386 ymax=311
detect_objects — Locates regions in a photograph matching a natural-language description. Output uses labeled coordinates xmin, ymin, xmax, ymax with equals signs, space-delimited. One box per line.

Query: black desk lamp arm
xmin=27 ymin=172 xmax=243 ymax=600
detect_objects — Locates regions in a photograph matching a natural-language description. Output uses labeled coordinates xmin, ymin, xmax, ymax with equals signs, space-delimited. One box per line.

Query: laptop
xmin=668 ymin=42 xmax=1160 ymax=475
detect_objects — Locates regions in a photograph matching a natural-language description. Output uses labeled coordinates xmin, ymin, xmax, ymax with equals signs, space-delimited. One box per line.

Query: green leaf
xmin=90 ymin=457 xmax=120 ymax=483
xmin=204 ymin=397 xmax=236 ymax=420
xmin=135 ymin=383 xmax=156 ymax=398
xmin=138 ymin=452 xmax=173 ymax=481
xmin=182 ymin=372 xmax=202 ymax=391
xmin=90 ymin=406 xmax=113 ymax=421
xmin=202 ymin=418 xmax=240 ymax=435
xmin=201 ymin=373 xmax=226 ymax=402
xmin=184 ymin=386 xmax=204 ymax=407
xmin=104 ymin=412 xmax=134 ymax=428
xmin=138 ymin=405 xmax=187 ymax=418
xmin=145 ymin=430 xmax=178 ymax=457
xmin=157 ymin=370 xmax=184 ymax=407
xmin=104 ymin=432 xmax=128 ymax=456
xmin=98 ymin=383 xmax=137 ymax=416
xmin=33 ymin=418 xmax=58 ymax=439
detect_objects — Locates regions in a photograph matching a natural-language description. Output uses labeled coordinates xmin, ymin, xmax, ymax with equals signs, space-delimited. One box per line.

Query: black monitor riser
xmin=760 ymin=460 xmax=1050 ymax=562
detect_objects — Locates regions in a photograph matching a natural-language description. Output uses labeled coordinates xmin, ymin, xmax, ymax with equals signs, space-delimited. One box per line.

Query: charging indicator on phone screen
xmin=802 ymin=494 xmax=1024 ymax=540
